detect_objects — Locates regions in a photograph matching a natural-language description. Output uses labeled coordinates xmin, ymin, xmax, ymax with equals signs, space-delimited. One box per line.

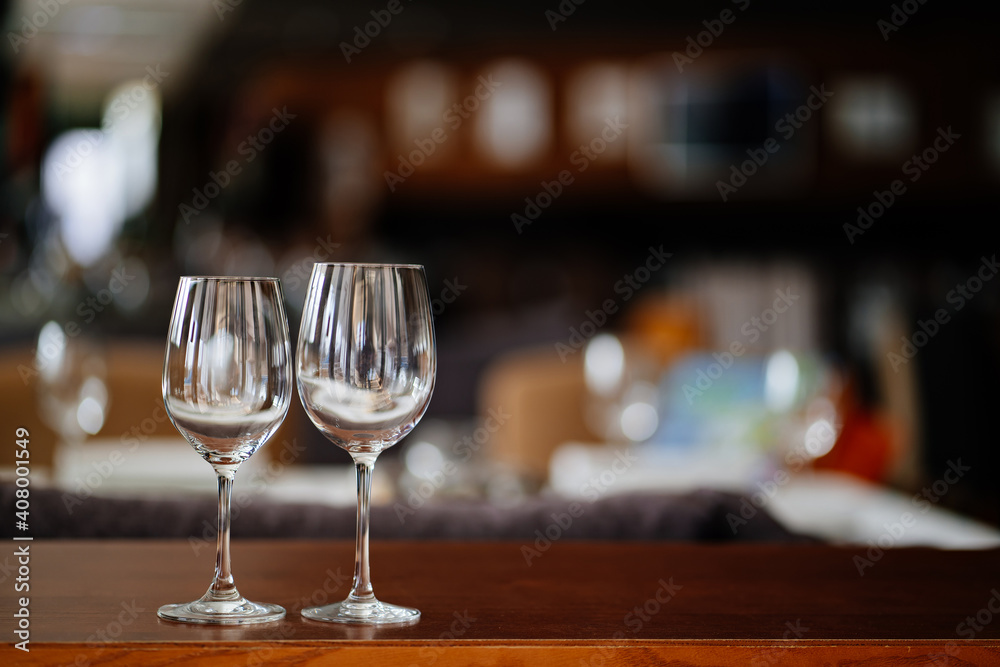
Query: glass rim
xmin=311 ymin=262 xmax=425 ymax=270
xmin=178 ymin=276 xmax=281 ymax=282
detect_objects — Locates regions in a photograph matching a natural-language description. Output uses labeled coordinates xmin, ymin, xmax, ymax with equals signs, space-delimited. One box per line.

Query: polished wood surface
xmin=4 ymin=540 xmax=1000 ymax=664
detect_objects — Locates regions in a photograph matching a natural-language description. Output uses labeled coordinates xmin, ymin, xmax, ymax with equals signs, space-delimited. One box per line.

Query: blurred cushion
xmin=0 ymin=483 xmax=809 ymax=542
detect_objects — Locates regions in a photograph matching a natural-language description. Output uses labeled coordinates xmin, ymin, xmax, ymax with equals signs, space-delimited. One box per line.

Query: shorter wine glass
xmin=158 ymin=277 xmax=292 ymax=624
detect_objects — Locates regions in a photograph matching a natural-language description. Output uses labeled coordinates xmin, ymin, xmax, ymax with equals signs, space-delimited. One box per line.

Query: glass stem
xmin=209 ymin=467 xmax=239 ymax=600
xmin=349 ymin=457 xmax=376 ymax=603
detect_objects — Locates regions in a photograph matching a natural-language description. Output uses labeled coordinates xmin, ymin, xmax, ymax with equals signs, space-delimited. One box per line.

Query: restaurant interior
xmin=1 ymin=0 xmax=998 ymax=551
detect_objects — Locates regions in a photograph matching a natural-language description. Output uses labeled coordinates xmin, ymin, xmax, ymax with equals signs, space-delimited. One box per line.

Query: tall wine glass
xmin=158 ymin=277 xmax=292 ymax=624
xmin=297 ymin=263 xmax=436 ymax=624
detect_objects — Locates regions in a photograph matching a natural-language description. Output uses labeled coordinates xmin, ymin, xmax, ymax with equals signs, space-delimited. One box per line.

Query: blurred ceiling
xmin=4 ymin=0 xmax=222 ymax=108
xmin=5 ymin=0 xmax=993 ymax=108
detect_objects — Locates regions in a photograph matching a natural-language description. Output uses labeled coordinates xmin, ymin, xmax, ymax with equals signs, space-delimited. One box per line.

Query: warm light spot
xmin=566 ymin=63 xmax=629 ymax=163
xmin=585 ymin=334 xmax=625 ymax=397
xmin=405 ymin=440 xmax=446 ymax=479
xmin=620 ymin=402 xmax=659 ymax=442
xmin=385 ymin=60 xmax=456 ymax=157
xmin=765 ymin=349 xmax=800 ymax=412
xmin=474 ymin=59 xmax=551 ymax=168
xmin=804 ymin=418 xmax=837 ymax=458
xmin=42 ymin=129 xmax=126 ymax=267
xmin=828 ymin=77 xmax=916 ymax=159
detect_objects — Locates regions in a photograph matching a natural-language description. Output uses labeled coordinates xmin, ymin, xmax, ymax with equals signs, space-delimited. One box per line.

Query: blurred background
xmin=1 ymin=0 xmax=998 ymax=545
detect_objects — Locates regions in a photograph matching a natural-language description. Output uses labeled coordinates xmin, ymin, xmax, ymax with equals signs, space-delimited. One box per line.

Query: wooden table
xmin=4 ymin=540 xmax=1000 ymax=664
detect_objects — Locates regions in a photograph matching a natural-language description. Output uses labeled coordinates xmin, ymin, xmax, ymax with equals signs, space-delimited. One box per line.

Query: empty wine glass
xmin=297 ymin=263 xmax=436 ymax=624
xmin=33 ymin=323 xmax=110 ymax=485
xmin=158 ymin=277 xmax=292 ymax=624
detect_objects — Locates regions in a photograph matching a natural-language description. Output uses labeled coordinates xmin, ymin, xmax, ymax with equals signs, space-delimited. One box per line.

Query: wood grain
xmin=3 ymin=540 xmax=999 ymax=664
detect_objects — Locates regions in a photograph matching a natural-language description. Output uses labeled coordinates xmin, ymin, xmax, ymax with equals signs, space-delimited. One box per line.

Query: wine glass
xmin=158 ymin=277 xmax=292 ymax=624
xmin=33 ymin=323 xmax=110 ymax=485
xmin=297 ymin=263 xmax=436 ymax=624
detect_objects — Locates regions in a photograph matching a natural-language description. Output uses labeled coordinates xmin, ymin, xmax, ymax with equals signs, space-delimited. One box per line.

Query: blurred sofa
xmin=1 ymin=483 xmax=808 ymax=541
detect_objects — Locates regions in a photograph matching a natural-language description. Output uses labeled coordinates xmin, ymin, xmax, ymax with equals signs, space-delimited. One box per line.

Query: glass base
xmin=302 ymin=598 xmax=420 ymax=625
xmin=158 ymin=596 xmax=285 ymax=625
